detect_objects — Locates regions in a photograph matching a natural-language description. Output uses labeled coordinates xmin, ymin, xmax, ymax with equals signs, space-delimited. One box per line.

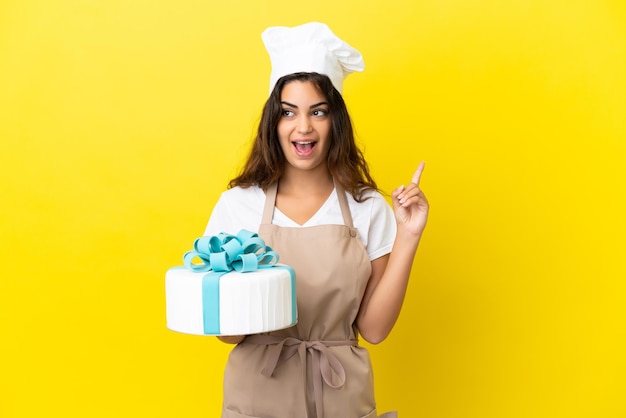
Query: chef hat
xmin=261 ymin=22 xmax=364 ymax=94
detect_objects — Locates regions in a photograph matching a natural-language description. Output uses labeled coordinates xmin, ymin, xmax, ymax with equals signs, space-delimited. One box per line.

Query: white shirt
xmin=204 ymin=186 xmax=396 ymax=261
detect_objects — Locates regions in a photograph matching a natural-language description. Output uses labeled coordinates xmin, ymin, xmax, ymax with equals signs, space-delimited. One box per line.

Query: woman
xmin=204 ymin=23 xmax=428 ymax=418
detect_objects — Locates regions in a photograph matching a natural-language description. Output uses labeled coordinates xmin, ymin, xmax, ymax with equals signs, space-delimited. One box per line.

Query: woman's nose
xmin=296 ymin=115 xmax=312 ymax=133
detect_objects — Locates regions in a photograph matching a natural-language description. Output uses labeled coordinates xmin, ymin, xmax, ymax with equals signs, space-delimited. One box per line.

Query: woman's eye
xmin=313 ymin=109 xmax=328 ymax=117
xmin=281 ymin=109 xmax=295 ymax=117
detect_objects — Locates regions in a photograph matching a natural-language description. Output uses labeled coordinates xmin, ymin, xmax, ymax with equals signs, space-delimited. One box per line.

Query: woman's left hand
xmin=391 ymin=161 xmax=429 ymax=236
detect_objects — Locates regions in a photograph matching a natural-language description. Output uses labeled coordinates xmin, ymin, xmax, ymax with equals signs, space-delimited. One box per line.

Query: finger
xmin=399 ymin=189 xmax=422 ymax=206
xmin=411 ymin=161 xmax=426 ymax=185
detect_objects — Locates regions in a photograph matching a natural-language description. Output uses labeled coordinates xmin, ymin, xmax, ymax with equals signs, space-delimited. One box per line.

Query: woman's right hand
xmin=217 ymin=335 xmax=246 ymax=344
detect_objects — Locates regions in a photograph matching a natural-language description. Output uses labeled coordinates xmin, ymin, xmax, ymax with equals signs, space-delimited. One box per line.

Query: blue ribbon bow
xmin=183 ymin=230 xmax=279 ymax=273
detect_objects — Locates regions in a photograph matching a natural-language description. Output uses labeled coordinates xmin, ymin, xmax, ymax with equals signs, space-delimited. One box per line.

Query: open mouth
xmin=292 ymin=141 xmax=317 ymax=156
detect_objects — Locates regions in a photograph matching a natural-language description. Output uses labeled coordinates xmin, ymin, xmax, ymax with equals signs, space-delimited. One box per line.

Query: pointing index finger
xmin=411 ymin=161 xmax=426 ymax=185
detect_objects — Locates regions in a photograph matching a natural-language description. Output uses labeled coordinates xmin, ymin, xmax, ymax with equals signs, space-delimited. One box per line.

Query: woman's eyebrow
xmin=281 ymin=101 xmax=328 ymax=109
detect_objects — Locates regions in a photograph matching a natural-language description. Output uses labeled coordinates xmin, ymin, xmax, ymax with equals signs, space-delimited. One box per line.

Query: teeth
xmin=294 ymin=141 xmax=314 ymax=145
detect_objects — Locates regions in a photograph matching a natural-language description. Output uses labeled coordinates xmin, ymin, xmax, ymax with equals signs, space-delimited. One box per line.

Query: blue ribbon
xmin=183 ymin=230 xmax=279 ymax=273
xmin=181 ymin=230 xmax=281 ymax=334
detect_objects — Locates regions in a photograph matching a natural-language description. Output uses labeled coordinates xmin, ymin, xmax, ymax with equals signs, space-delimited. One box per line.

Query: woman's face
xmin=277 ymin=80 xmax=331 ymax=174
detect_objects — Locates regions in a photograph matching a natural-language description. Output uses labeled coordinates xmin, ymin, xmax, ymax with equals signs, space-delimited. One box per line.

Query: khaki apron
xmin=221 ymin=182 xmax=397 ymax=418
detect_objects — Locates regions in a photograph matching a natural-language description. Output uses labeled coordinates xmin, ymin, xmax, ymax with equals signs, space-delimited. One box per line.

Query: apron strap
xmin=261 ymin=181 xmax=355 ymax=229
xmin=261 ymin=182 xmax=279 ymax=225
xmin=244 ymin=334 xmax=357 ymax=418
xmin=333 ymin=181 xmax=354 ymax=229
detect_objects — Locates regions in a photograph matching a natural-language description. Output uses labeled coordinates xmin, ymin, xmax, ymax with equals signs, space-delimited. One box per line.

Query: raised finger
xmin=411 ymin=161 xmax=426 ymax=185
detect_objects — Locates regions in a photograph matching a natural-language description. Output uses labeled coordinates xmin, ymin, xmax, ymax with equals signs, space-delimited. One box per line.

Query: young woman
xmin=204 ymin=24 xmax=428 ymax=418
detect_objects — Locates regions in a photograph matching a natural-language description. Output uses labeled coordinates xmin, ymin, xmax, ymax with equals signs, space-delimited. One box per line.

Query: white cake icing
xmin=165 ymin=265 xmax=297 ymax=336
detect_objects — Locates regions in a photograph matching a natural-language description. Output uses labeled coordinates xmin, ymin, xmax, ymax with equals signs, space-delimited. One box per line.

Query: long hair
xmin=228 ymin=72 xmax=378 ymax=202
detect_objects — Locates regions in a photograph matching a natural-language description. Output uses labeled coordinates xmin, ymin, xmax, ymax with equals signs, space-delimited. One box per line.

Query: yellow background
xmin=1 ymin=0 xmax=625 ymax=417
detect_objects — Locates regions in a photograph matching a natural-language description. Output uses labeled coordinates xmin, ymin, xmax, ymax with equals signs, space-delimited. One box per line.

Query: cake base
xmin=165 ymin=265 xmax=297 ymax=336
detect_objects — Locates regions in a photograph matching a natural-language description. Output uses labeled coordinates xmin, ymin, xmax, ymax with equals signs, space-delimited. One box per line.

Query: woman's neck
xmin=275 ymin=167 xmax=335 ymax=225
xmin=278 ymin=166 xmax=334 ymax=196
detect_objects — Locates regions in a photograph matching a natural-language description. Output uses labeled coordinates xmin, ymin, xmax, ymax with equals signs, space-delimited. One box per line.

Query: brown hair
xmin=229 ymin=72 xmax=378 ymax=202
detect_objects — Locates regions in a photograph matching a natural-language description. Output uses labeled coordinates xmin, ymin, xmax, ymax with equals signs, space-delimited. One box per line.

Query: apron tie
xmin=244 ymin=335 xmax=357 ymax=418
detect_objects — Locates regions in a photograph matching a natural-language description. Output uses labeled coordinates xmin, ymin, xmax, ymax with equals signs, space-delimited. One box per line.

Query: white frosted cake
xmin=165 ymin=230 xmax=297 ymax=336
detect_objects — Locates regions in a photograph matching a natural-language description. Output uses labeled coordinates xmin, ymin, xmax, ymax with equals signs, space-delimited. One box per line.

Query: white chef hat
xmin=261 ymin=22 xmax=364 ymax=94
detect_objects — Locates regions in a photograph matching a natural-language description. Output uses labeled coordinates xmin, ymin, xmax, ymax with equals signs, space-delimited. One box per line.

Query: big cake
xmin=165 ymin=230 xmax=297 ymax=336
